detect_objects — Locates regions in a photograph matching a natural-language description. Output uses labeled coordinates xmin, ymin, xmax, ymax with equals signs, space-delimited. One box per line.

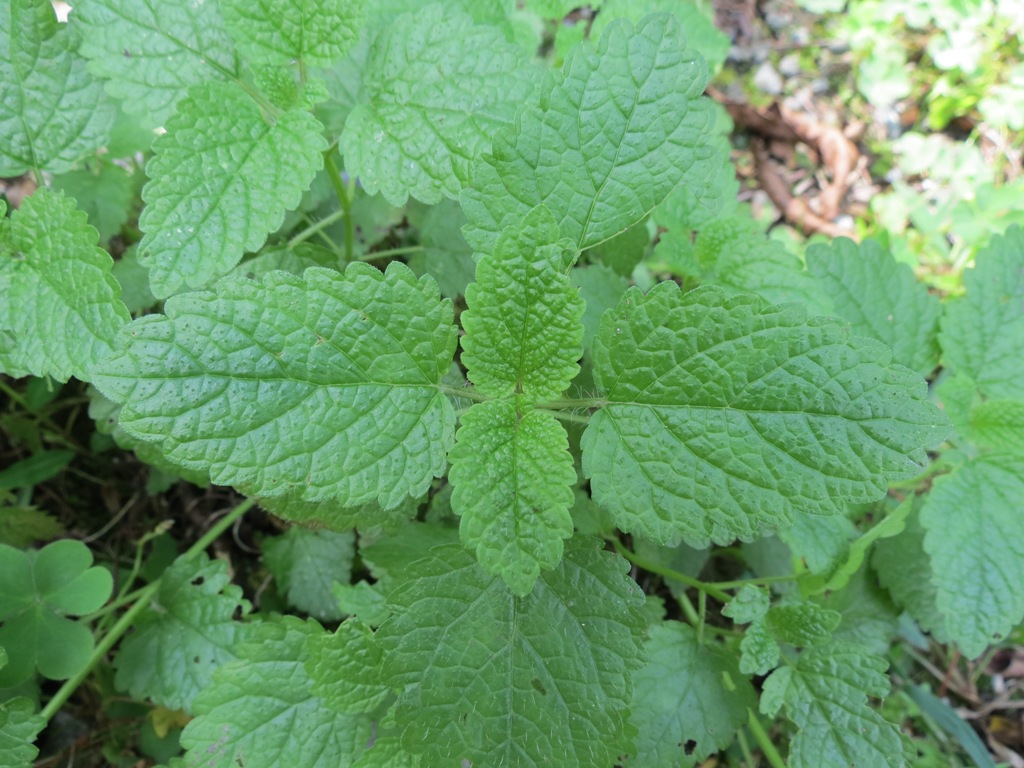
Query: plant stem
xmin=611 ymin=539 xmax=731 ymax=603
xmin=747 ymin=709 xmax=788 ymax=768
xmin=712 ymin=574 xmax=801 ymax=590
xmin=288 ymin=209 xmax=346 ymax=249
xmin=360 ymin=245 xmax=426 ymax=260
xmin=545 ymin=409 xmax=591 ymax=426
xmin=40 ymin=497 xmax=257 ymax=724
xmin=535 ymin=396 xmax=607 ymax=410
xmin=323 ymin=150 xmax=353 ymax=263
xmin=439 ymin=385 xmax=490 ymax=403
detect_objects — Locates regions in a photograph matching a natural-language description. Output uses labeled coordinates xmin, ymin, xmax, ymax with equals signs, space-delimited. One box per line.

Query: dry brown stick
xmin=751 ymin=138 xmax=855 ymax=239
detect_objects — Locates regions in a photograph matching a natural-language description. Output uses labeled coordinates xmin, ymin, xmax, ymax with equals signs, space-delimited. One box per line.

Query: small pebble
xmin=779 ymin=54 xmax=802 ymax=78
xmin=754 ymin=62 xmax=784 ymax=95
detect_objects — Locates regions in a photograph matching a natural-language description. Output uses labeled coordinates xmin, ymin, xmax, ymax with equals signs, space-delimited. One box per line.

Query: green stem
xmin=747 ymin=709 xmax=788 ymax=768
xmin=40 ymin=497 xmax=256 ymax=724
xmin=712 ymin=574 xmax=801 ymax=590
xmin=323 ymin=150 xmax=353 ymax=263
xmin=612 ymin=539 xmax=731 ymax=602
xmin=360 ymin=245 xmax=426 ymax=260
xmin=544 ymin=409 xmax=591 ymax=426
xmin=288 ymin=209 xmax=347 ymax=249
xmin=535 ymin=396 xmax=607 ymax=411
xmin=439 ymin=385 xmax=490 ymax=403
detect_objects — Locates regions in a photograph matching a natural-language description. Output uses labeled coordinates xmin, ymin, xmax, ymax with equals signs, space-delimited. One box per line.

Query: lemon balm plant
xmin=1 ymin=0 xmax=1022 ymax=766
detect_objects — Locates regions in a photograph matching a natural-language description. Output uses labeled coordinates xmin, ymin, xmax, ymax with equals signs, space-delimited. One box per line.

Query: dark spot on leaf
xmin=682 ymin=740 xmax=697 ymax=755
xmin=531 ymin=677 xmax=547 ymax=695
xmin=191 ymin=576 xmax=205 ymax=586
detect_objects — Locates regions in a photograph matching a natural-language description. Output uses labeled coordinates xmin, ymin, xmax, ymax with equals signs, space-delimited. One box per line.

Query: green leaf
xmin=333 ymin=581 xmax=389 ymax=627
xmin=0 ymin=0 xmax=114 ymax=175
xmin=263 ymin=527 xmax=354 ymax=621
xmin=50 ymin=161 xmax=136 ymax=243
xmin=968 ymin=398 xmax=1024 ymax=453
xmin=0 ymin=506 xmax=63 ymax=548
xmin=257 ymin=492 xmax=420 ymax=536
xmin=806 ymin=238 xmax=942 ymax=376
xmin=761 ymin=644 xmax=907 ymax=768
xmin=92 ymin=263 xmax=457 ymax=508
xmin=779 ymin=512 xmax=853 ymax=576
xmin=738 ymin=621 xmax=779 ymax=676
xmin=306 ymin=618 xmax=391 ymax=715
xmin=920 ymin=453 xmax=1024 ymax=657
xmin=813 ymin=563 xmax=898 ymax=655
xmin=570 ymin=264 xmax=629 ymax=354
xmin=460 ymin=206 xmax=583 ymax=399
xmin=0 ymin=698 xmax=43 ymax=768
xmin=378 ymin=537 xmax=645 ymax=768
xmin=0 ymin=450 xmax=73 ymax=490
xmin=361 ymin=522 xmax=459 ymax=591
xmin=801 ymin=496 xmax=912 ymax=596
xmin=0 ymin=539 xmax=113 ymax=686
xmin=656 ymin=213 xmax=823 ymax=310
xmin=221 ymin=0 xmax=365 ymax=67
xmin=342 ymin=4 xmax=539 ymax=205
xmin=624 ymin=622 xmax=756 ymax=767
xmin=71 ymin=0 xmax=237 ymax=125
xmin=182 ymin=616 xmax=371 ymax=768
xmin=581 ymin=283 xmax=950 ymax=547
xmin=723 ymin=585 xmax=770 ymax=624
xmin=939 ymin=225 xmax=1024 ymax=399
xmin=0 ymin=190 xmax=130 ymax=381
xmin=590 ymin=0 xmax=730 ymax=75
xmin=139 ymin=81 xmax=327 ymax=297
xmin=448 ymin=400 xmax=575 ymax=595
xmin=765 ymin=604 xmax=841 ymax=647
xmin=873 ymin=509 xmax=949 ymax=643
xmin=461 ymin=13 xmax=718 ymax=254
xmin=588 ymin=219 xmax=649 ymax=277
xmin=407 ymin=199 xmax=476 ymax=299
xmin=113 ymin=553 xmax=253 ymax=712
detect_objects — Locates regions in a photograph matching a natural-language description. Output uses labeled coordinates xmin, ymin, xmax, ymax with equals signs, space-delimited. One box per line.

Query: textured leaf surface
xmin=306 ymin=619 xmax=390 ymax=715
xmin=72 ymin=0 xmax=237 ymax=124
xmin=182 ymin=617 xmax=371 ymax=768
xmin=343 ymin=4 xmax=538 ymax=205
xmin=0 ymin=0 xmax=114 ymax=175
xmin=571 ymin=263 xmax=629 ymax=353
xmin=139 ymin=80 xmax=326 ymax=297
xmin=761 ymin=644 xmax=907 ymax=768
xmin=51 ymin=162 xmax=135 ymax=243
xmin=92 ymin=263 xmax=457 ymax=508
xmin=462 ymin=13 xmax=717 ymax=253
xmin=921 ymin=454 xmax=1024 ymax=657
xmin=263 ymin=528 xmax=354 ymax=621
xmin=0 ymin=191 xmax=130 ymax=381
xmin=589 ymin=0 xmax=731 ymax=74
xmin=378 ymin=538 xmax=645 ymax=768
xmin=460 ymin=206 xmax=583 ymax=399
xmin=873 ymin=511 xmax=949 ymax=642
xmin=0 ymin=698 xmax=43 ymax=768
xmin=658 ymin=214 xmax=824 ymax=310
xmin=407 ymin=199 xmax=475 ymax=298
xmin=113 ymin=554 xmax=252 ymax=712
xmin=807 ymin=238 xmax=942 ymax=376
xmin=625 ymin=622 xmax=756 ymax=767
xmin=448 ymin=401 xmax=575 ymax=594
xmin=969 ymin=399 xmax=1024 ymax=453
xmin=939 ymin=226 xmax=1024 ymax=399
xmin=582 ymin=283 xmax=949 ymax=546
xmin=222 ymin=0 xmax=364 ymax=67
